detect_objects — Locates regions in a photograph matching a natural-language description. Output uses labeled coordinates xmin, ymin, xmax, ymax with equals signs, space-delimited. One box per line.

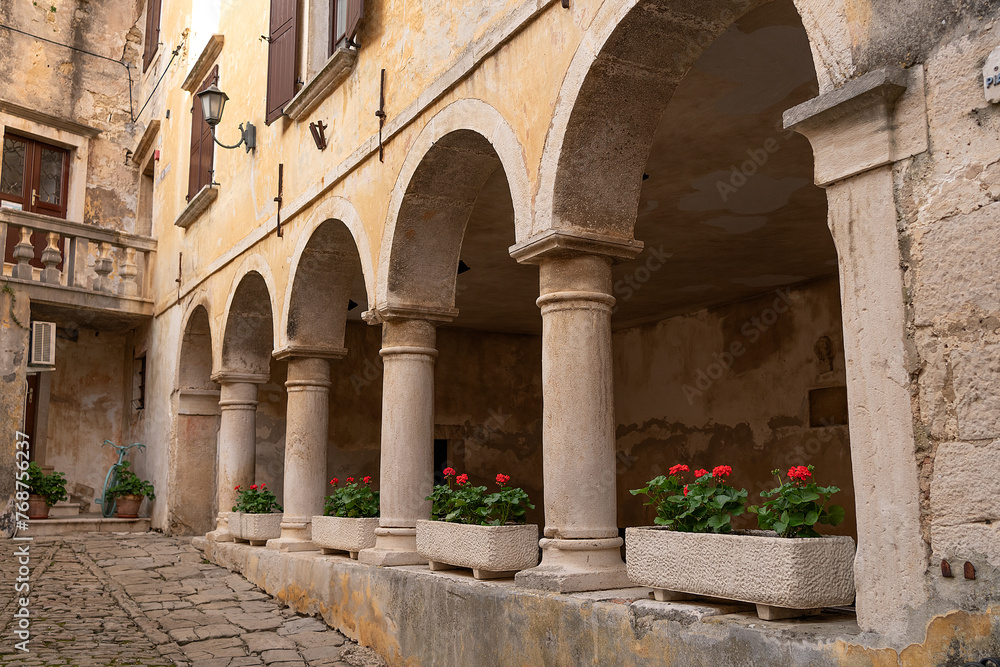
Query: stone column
xmin=267 ymin=352 xmax=338 ymax=551
xmin=510 ymin=231 xmax=641 ymax=592
xmin=358 ymin=314 xmax=444 ymax=566
xmin=207 ymin=373 xmax=267 ymax=541
xmin=784 ymin=67 xmax=930 ymax=639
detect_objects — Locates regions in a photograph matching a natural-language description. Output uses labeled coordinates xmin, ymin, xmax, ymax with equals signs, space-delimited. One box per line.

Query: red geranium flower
xmin=694 ymin=469 xmax=709 ymax=478
xmin=234 ymin=485 xmax=240 ymax=490
xmin=683 ymin=485 xmax=689 ymax=497
xmin=495 ymin=473 xmax=510 ymax=486
xmin=456 ymin=474 xmax=469 ymax=486
xmin=260 ymin=483 xmax=266 ymax=488
xmin=346 ymin=477 xmax=355 ymax=483
xmin=443 ymin=467 xmax=456 ymax=477
xmin=330 ymin=478 xmax=338 ymax=485
xmin=788 ymin=466 xmax=812 ymax=482
xmin=250 ymin=484 xmax=257 ymax=490
xmin=668 ymin=464 xmax=689 ymax=476
xmin=363 ymin=476 xmax=372 ymax=484
xmin=712 ymin=465 xmax=732 ymax=479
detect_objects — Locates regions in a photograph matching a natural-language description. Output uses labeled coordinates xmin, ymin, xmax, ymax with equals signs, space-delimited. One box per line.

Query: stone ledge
xmin=175 ymin=185 xmax=219 ymax=229
xmin=199 ymin=539 xmax=904 ymax=666
xmin=285 ymin=48 xmax=358 ymax=121
xmin=182 ymin=35 xmax=225 ymax=93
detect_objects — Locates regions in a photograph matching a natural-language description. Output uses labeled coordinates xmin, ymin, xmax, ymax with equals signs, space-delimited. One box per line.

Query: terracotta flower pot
xmin=625 ymin=527 xmax=856 ymax=620
xmin=416 ymin=520 xmax=539 ymax=579
xmin=114 ymin=495 xmax=143 ymax=518
xmin=27 ymin=494 xmax=50 ymax=520
xmin=312 ymin=515 xmax=378 ymax=558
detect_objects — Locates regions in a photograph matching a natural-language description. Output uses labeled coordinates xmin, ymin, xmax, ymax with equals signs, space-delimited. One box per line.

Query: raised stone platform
xmin=195 ymin=537 xmax=925 ymax=666
xmin=24 ymin=513 xmax=151 ymax=536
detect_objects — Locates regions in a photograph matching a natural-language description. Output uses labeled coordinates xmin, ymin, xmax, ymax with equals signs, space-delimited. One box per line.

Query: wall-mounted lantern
xmin=196 ymin=84 xmax=256 ymax=153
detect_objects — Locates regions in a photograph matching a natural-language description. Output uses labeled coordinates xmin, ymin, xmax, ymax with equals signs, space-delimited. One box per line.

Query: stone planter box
xmin=625 ymin=527 xmax=856 ymax=620
xmin=312 ymin=515 xmax=378 ymax=558
xmin=230 ymin=512 xmax=282 ymax=546
xmin=416 ymin=520 xmax=539 ymax=580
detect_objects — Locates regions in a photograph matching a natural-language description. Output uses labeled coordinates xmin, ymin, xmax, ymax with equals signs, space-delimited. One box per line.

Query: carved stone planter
xmin=416 ymin=520 xmax=539 ymax=580
xmin=231 ymin=512 xmax=282 ymax=546
xmin=625 ymin=527 xmax=856 ymax=620
xmin=312 ymin=516 xmax=378 ymax=559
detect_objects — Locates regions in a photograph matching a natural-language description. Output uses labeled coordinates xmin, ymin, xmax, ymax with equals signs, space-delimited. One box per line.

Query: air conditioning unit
xmin=30 ymin=321 xmax=56 ymax=367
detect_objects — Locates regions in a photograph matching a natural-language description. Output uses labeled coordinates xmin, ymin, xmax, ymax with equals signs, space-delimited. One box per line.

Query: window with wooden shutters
xmin=142 ymin=0 xmax=162 ymax=72
xmin=1 ymin=132 xmax=69 ymax=267
xmin=330 ymin=0 xmax=365 ymax=53
xmin=266 ymin=0 xmax=297 ymax=124
xmin=188 ymin=67 xmax=218 ymax=202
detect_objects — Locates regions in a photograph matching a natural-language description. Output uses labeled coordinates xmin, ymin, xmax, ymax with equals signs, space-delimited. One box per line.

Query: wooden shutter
xmin=188 ymin=67 xmax=218 ymax=201
xmin=142 ymin=0 xmax=162 ymax=72
xmin=266 ymin=0 xmax=297 ymax=125
xmin=345 ymin=0 xmax=365 ymax=45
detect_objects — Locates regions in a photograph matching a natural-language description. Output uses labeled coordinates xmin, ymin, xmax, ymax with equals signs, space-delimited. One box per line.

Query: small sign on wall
xmin=983 ymin=46 xmax=1000 ymax=103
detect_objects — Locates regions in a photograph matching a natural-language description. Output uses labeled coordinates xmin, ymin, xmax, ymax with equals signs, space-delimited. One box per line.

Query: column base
xmin=357 ymin=527 xmax=424 ymax=566
xmin=266 ymin=519 xmax=316 ymax=551
xmin=514 ymin=537 xmax=631 ymax=593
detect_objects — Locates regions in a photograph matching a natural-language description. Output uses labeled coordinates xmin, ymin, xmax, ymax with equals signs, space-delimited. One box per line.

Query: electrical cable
xmin=0 ymin=22 xmax=135 ymax=121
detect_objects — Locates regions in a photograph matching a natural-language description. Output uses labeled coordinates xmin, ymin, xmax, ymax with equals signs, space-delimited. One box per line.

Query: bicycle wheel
xmin=100 ymin=465 xmax=120 ymax=518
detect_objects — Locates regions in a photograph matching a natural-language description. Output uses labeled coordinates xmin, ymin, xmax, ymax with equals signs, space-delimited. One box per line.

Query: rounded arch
xmin=176 ymin=294 xmax=215 ymax=388
xmin=533 ymin=0 xmax=854 ymax=239
xmin=375 ymin=98 xmax=531 ymax=311
xmin=219 ymin=256 xmax=279 ymax=376
xmin=279 ymin=196 xmax=374 ymax=351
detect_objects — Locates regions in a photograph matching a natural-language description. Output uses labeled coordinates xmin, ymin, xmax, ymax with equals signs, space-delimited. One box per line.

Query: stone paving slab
xmin=0 ymin=534 xmax=386 ymax=667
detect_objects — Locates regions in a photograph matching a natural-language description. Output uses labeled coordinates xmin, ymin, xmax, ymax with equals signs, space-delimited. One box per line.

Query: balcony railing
xmin=1 ymin=208 xmax=156 ymax=318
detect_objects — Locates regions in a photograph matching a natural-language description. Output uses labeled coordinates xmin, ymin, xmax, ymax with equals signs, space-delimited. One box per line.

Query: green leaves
xmin=752 ymin=466 xmax=845 ymax=538
xmin=631 ymin=468 xmax=747 ymax=534
xmin=26 ymin=461 xmax=68 ymax=507
xmin=426 ymin=472 xmax=534 ymax=526
xmin=106 ymin=461 xmax=156 ymax=501
xmin=232 ymin=483 xmax=282 ymax=514
xmin=324 ymin=479 xmax=379 ymax=518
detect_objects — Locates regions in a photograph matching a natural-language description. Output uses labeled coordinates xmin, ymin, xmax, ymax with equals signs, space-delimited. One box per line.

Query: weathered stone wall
xmin=893 ymin=9 xmax=1000 ymax=615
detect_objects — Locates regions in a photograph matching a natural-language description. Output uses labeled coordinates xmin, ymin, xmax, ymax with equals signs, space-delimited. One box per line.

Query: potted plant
xmin=312 ymin=476 xmax=379 ymax=558
xmin=626 ymin=464 xmax=856 ymax=620
xmin=105 ymin=461 xmax=155 ymax=518
xmin=25 ymin=461 xmax=68 ymax=519
xmin=230 ymin=483 xmax=282 ymax=546
xmin=416 ymin=469 xmax=538 ymax=580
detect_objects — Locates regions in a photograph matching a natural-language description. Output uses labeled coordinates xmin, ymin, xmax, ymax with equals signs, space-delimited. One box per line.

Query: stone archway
xmin=170 ymin=304 xmax=218 ymax=535
xmin=528 ymin=0 xmax=926 ymax=637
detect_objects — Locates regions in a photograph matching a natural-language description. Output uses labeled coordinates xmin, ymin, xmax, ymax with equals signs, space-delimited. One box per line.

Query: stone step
xmin=48 ymin=501 xmax=83 ymax=518
xmin=23 ymin=514 xmax=151 ymax=536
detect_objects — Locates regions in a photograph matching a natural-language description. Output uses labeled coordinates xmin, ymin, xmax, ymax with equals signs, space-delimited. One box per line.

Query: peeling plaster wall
xmin=613 ymin=278 xmax=854 ymax=536
xmin=43 ymin=329 xmax=127 ymax=513
xmin=0 ymin=291 xmax=30 ymax=537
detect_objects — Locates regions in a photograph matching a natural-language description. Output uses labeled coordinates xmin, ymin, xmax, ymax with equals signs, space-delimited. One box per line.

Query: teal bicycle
xmin=97 ymin=440 xmax=145 ymax=518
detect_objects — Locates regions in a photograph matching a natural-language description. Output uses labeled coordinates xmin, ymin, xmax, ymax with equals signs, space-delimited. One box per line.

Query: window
xmin=1 ymin=133 xmax=69 ymax=268
xmin=132 ymin=354 xmax=147 ymax=411
xmin=143 ymin=0 xmax=163 ymax=72
xmin=267 ymin=0 xmax=365 ymax=123
xmin=330 ymin=0 xmax=364 ymax=53
xmin=188 ymin=66 xmax=218 ymax=201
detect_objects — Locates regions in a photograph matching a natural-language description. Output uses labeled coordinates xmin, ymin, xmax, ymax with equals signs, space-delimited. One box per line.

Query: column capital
xmin=363 ymin=304 xmax=457 ymax=325
xmin=210 ymin=371 xmax=270 ymax=384
xmin=783 ymin=65 xmax=928 ymax=187
xmin=273 ymin=344 xmax=347 ymax=361
xmin=509 ymin=229 xmax=643 ymax=265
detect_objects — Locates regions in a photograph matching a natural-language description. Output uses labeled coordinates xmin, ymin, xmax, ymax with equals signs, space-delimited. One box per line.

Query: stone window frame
xmin=0 ymin=102 xmax=97 ymax=224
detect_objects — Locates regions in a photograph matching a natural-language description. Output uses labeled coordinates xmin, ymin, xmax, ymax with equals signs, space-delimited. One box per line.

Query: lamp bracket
xmin=212 ymin=122 xmax=256 ymax=153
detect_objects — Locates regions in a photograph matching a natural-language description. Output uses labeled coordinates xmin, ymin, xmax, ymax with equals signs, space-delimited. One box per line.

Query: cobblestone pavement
xmin=0 ymin=534 xmax=385 ymax=667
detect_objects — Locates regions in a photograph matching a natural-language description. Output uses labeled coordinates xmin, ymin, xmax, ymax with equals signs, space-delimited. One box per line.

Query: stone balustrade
xmin=0 ymin=208 xmax=156 ymax=302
